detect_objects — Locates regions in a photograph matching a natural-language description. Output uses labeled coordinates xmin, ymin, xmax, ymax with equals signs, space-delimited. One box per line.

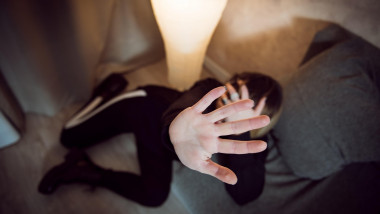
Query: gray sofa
xmin=170 ymin=25 xmax=380 ymax=214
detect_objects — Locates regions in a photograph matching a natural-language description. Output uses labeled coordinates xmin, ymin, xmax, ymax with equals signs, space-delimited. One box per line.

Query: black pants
xmin=60 ymin=86 xmax=177 ymax=207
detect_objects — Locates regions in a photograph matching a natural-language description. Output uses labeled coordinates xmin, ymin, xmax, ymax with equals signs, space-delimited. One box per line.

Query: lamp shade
xmin=151 ymin=0 xmax=227 ymax=90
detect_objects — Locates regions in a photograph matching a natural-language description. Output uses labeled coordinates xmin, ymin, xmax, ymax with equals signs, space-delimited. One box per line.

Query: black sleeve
xmin=221 ymin=134 xmax=269 ymax=206
xmin=160 ymin=78 xmax=222 ymax=155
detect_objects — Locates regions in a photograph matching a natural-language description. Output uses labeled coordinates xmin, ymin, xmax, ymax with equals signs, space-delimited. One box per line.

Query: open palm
xmin=169 ymin=86 xmax=270 ymax=185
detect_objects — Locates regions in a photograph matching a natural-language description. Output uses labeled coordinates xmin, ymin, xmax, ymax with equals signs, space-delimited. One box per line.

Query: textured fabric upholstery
xmin=275 ymin=28 xmax=380 ymax=179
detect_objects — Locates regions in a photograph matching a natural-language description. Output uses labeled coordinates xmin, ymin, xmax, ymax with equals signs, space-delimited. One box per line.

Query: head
xmin=228 ymin=72 xmax=283 ymax=138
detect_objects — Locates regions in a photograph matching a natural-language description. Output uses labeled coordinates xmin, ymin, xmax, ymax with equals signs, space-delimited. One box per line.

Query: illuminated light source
xmin=151 ymin=0 xmax=228 ymax=90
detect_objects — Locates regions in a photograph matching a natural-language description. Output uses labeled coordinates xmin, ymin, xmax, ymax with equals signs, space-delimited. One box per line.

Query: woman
xmin=38 ymin=72 xmax=282 ymax=206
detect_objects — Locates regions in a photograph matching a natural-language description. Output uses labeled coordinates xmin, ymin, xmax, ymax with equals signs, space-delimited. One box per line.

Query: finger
xmin=215 ymin=115 xmax=270 ymax=136
xmin=237 ymin=79 xmax=245 ymax=87
xmin=201 ymin=159 xmax=237 ymax=185
xmin=216 ymin=98 xmax=223 ymax=110
xmin=220 ymin=93 xmax=230 ymax=105
xmin=216 ymin=138 xmax=267 ymax=154
xmin=192 ymin=86 xmax=226 ymax=113
xmin=226 ymin=83 xmax=239 ymax=101
xmin=206 ymin=99 xmax=254 ymax=122
xmin=254 ymin=97 xmax=267 ymax=115
xmin=225 ymin=82 xmax=237 ymax=94
xmin=240 ymin=84 xmax=249 ymax=100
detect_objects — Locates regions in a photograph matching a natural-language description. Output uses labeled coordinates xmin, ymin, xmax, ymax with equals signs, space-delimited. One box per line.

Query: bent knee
xmin=142 ymin=190 xmax=170 ymax=207
xmin=60 ymin=131 xmax=76 ymax=148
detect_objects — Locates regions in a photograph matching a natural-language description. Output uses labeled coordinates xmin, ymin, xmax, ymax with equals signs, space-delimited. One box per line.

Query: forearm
xmin=221 ymin=133 xmax=268 ymax=205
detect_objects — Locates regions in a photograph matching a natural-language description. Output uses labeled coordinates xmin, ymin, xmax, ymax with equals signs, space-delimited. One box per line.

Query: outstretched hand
xmin=169 ymin=86 xmax=270 ymax=185
xmin=216 ymin=82 xmax=267 ymax=123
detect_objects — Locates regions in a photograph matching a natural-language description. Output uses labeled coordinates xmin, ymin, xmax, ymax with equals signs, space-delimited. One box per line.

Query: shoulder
xmin=191 ymin=78 xmax=223 ymax=91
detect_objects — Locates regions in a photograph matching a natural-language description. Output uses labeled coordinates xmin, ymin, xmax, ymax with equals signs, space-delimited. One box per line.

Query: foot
xmin=38 ymin=150 xmax=102 ymax=194
xmin=93 ymin=73 xmax=129 ymax=106
xmin=64 ymin=73 xmax=128 ymax=129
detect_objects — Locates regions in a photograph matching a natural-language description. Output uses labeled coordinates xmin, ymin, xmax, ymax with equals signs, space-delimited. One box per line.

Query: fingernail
xmin=259 ymin=141 xmax=268 ymax=151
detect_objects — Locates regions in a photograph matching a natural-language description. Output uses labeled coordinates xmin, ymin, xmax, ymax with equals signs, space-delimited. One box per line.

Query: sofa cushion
xmin=274 ymin=34 xmax=380 ymax=179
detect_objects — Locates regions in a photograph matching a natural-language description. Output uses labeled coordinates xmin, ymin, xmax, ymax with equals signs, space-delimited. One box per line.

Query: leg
xmin=100 ymin=150 xmax=172 ymax=207
xmin=99 ymin=96 xmax=173 ymax=206
xmin=39 ymin=147 xmax=173 ymax=207
xmin=40 ymin=91 xmax=175 ymax=206
xmin=60 ymin=85 xmax=181 ymax=149
xmin=60 ymin=90 xmax=148 ymax=148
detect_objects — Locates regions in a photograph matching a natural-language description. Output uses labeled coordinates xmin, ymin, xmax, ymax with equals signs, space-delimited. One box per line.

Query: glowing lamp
xmin=151 ymin=0 xmax=227 ymax=89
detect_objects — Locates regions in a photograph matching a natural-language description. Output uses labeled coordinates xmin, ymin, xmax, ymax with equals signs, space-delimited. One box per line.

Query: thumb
xmin=201 ymin=159 xmax=238 ymax=185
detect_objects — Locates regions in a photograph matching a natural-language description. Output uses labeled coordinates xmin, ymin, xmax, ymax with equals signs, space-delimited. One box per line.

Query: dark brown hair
xmin=228 ymin=71 xmax=283 ymax=118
